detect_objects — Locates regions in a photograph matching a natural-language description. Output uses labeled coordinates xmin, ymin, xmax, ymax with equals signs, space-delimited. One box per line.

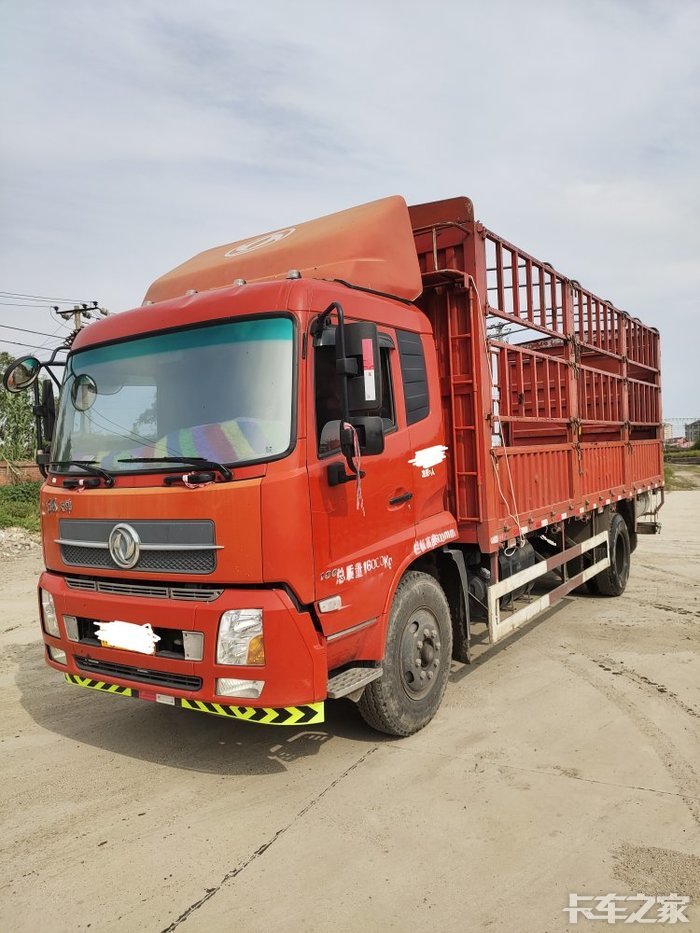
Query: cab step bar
xmin=327 ymin=666 xmax=383 ymax=700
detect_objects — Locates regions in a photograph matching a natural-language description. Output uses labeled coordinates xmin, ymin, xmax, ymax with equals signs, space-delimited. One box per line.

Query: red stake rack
xmin=410 ymin=197 xmax=662 ymax=553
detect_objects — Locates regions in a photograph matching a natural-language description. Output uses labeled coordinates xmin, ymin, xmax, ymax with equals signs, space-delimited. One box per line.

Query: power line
xmin=0 ymin=290 xmax=96 ymax=304
xmin=36 ymin=318 xmax=72 ymax=350
xmin=49 ymin=308 xmax=73 ymax=329
xmin=0 ymin=323 xmax=63 ymax=339
xmin=0 ymin=300 xmax=64 ymax=308
xmin=0 ymin=337 xmax=65 ymax=352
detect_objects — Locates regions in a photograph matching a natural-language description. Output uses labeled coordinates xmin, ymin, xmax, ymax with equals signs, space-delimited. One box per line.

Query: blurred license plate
xmin=97 ymin=620 xmax=159 ymax=655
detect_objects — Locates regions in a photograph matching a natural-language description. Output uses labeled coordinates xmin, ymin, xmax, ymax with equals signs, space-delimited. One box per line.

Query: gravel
xmin=0 ymin=526 xmax=41 ymax=560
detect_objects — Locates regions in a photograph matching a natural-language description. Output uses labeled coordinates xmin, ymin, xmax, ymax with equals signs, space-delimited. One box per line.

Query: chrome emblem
xmin=108 ymin=523 xmax=141 ymax=569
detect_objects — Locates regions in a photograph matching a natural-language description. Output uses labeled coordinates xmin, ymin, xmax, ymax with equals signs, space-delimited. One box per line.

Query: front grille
xmin=61 ymin=546 xmax=216 ymax=575
xmin=66 ymin=576 xmax=223 ymax=602
xmin=75 ymin=656 xmax=202 ymax=692
xmin=58 ymin=519 xmax=218 ymax=575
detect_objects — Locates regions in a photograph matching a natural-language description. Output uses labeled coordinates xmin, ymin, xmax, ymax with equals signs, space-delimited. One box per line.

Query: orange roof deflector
xmin=144 ymin=196 xmax=424 ymax=304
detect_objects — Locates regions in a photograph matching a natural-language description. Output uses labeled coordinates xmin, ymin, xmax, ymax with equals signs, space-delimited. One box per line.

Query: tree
xmin=0 ymin=351 xmax=37 ymax=462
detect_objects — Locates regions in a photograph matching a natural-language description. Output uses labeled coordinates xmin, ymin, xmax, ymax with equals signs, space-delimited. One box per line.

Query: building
xmin=662 ymin=422 xmax=673 ymax=441
xmin=685 ymin=420 xmax=700 ymax=444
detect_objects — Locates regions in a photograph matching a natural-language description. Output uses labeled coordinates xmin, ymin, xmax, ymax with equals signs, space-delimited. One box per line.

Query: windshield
xmin=52 ymin=316 xmax=295 ymax=473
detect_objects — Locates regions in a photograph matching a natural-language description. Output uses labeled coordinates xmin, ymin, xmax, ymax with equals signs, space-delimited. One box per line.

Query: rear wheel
xmin=593 ymin=513 xmax=631 ymax=597
xmin=358 ymin=571 xmax=452 ymax=737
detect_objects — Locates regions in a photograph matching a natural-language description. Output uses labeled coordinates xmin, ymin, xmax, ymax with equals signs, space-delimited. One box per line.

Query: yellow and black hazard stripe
xmin=65 ymin=673 xmax=133 ymax=695
xmin=64 ymin=674 xmax=324 ymax=725
xmin=179 ymin=698 xmax=323 ymax=725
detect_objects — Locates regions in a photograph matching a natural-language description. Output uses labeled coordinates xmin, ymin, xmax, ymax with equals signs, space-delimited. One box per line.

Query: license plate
xmin=95 ymin=620 xmax=160 ymax=655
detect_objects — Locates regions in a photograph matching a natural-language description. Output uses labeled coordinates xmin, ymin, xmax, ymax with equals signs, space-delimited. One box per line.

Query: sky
xmin=0 ymin=0 xmax=697 ymax=422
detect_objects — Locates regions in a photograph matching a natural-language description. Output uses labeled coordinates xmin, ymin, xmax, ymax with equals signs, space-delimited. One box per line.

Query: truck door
xmin=308 ymin=329 xmax=415 ymax=639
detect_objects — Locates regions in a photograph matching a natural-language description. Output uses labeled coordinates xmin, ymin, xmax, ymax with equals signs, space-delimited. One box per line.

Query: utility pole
xmin=53 ymin=300 xmax=109 ymax=331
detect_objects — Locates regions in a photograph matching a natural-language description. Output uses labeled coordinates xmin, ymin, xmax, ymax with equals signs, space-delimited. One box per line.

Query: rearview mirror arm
xmin=330 ymin=302 xmax=351 ymax=429
xmin=43 ymin=344 xmax=69 ymax=388
xmin=30 ymin=379 xmax=49 ymax=478
xmin=312 ymin=301 xmax=352 ymax=426
xmin=312 ymin=301 xmax=360 ymax=477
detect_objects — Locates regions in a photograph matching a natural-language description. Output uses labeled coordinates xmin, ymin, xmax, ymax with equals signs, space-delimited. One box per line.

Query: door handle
xmin=389 ymin=492 xmax=413 ymax=506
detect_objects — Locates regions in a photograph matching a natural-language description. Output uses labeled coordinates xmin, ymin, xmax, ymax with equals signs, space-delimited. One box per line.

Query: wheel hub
xmin=400 ymin=610 xmax=442 ymax=700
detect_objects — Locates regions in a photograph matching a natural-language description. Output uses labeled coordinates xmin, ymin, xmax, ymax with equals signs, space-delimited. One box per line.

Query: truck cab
xmin=40 ymin=269 xmax=448 ymax=701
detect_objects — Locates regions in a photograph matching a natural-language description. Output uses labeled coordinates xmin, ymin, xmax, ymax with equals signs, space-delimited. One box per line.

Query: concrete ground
xmin=1 ymin=492 xmax=698 ymax=932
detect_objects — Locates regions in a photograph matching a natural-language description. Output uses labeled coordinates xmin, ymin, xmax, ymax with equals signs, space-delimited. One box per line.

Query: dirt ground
xmin=1 ymin=492 xmax=698 ymax=932
xmin=670 ymin=463 xmax=700 ymax=490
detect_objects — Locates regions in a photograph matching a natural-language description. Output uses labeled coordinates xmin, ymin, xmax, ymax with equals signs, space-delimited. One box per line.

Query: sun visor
xmin=144 ymin=196 xmax=423 ymax=304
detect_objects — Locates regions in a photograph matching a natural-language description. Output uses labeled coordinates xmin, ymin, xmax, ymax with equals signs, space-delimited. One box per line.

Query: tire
xmin=594 ymin=513 xmax=631 ymax=597
xmin=358 ymin=571 xmax=453 ymax=737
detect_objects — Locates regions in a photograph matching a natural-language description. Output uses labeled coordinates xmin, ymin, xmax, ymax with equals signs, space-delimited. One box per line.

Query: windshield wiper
xmin=118 ymin=456 xmax=233 ymax=482
xmin=50 ymin=460 xmax=115 ymax=488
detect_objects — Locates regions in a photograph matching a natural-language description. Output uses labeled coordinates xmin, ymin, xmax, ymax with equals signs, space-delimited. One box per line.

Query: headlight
xmin=217 ymin=609 xmax=265 ymax=665
xmin=48 ymin=646 xmax=67 ymax=664
xmin=40 ymin=589 xmax=60 ymax=637
xmin=216 ymin=678 xmax=265 ymax=698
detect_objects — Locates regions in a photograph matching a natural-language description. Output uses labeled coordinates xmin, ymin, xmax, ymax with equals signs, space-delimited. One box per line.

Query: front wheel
xmin=358 ymin=571 xmax=453 ymax=736
xmin=592 ymin=513 xmax=631 ymax=597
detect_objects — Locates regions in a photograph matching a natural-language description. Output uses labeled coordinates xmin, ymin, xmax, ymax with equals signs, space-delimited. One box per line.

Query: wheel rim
xmin=399 ymin=607 xmax=442 ymax=701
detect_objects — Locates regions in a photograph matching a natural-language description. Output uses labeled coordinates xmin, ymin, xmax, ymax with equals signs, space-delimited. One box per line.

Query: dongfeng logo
xmin=224 ymin=227 xmax=296 ymax=257
xmin=109 ymin=523 xmax=141 ymax=569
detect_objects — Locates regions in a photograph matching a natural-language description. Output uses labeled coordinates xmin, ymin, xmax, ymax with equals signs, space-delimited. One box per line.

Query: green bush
xmin=664 ymin=448 xmax=700 ymax=459
xmin=0 ymin=351 xmax=37 ymax=461
xmin=0 ymin=481 xmax=41 ymax=531
xmin=0 ymin=480 xmax=42 ymax=503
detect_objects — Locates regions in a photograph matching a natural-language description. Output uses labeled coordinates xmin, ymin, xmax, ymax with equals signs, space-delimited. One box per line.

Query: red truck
xmin=3 ymin=195 xmax=663 ymax=735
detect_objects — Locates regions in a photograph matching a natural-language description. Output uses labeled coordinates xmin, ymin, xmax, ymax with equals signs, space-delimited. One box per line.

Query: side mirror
xmin=2 ymin=355 xmax=41 ymax=393
xmin=41 ymin=381 xmax=56 ymax=444
xmin=326 ymin=416 xmax=385 ymax=488
xmin=319 ymin=420 xmax=343 ymax=457
xmin=71 ymin=374 xmax=98 ymax=411
xmin=321 ymin=418 xmax=385 ymax=461
xmin=342 ymin=416 xmax=385 ymax=457
xmin=340 ymin=322 xmax=382 ymax=414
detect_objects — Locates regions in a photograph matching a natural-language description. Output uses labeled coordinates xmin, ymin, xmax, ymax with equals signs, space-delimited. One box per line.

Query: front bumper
xmin=63 ymin=673 xmax=324 ymax=725
xmin=39 ymin=572 xmax=328 ymax=720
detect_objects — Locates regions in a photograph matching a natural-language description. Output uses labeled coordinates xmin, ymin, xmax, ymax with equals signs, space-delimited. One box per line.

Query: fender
xmin=357 ymin=510 xmax=459 ymax=660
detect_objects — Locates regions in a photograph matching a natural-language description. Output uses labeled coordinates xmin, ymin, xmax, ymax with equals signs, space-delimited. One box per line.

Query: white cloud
xmin=0 ymin=0 xmax=697 ymax=415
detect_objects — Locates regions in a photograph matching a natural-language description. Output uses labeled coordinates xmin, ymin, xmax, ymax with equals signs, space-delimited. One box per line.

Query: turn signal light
xmin=246 ymin=634 xmax=265 ymax=666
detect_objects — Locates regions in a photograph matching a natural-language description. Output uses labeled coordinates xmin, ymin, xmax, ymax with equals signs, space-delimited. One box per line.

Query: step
xmin=327 ymin=666 xmax=383 ymax=699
